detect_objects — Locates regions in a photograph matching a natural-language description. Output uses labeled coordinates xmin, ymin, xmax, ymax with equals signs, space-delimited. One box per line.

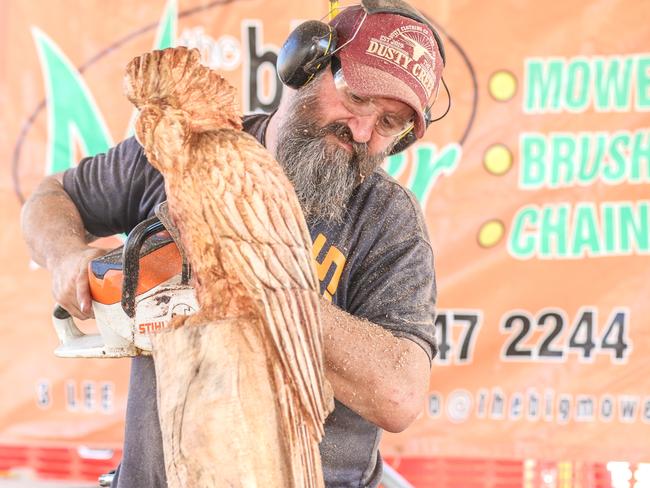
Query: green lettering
xmin=408 ymin=143 xmax=461 ymax=206
xmin=636 ymin=56 xmax=650 ymax=110
xmin=540 ymin=204 xmax=569 ymax=257
xmin=508 ymin=206 xmax=539 ymax=259
xmin=630 ymin=130 xmax=650 ymax=182
xmin=564 ymin=59 xmax=591 ymax=111
xmin=33 ymin=1 xmax=178 ymax=172
xmin=155 ymin=0 xmax=177 ymax=49
xmin=520 ymin=133 xmax=547 ymax=188
xmin=602 ymin=203 xmax=617 ymax=253
xmin=550 ymin=134 xmax=576 ymax=187
xmin=594 ymin=58 xmax=632 ymax=111
xmin=619 ymin=202 xmax=649 ymax=253
xmin=577 ymin=132 xmax=606 ymax=184
xmin=571 ymin=203 xmax=601 ymax=257
xmin=604 ymin=132 xmax=630 ymax=183
xmin=384 ymin=152 xmax=406 ymax=178
xmin=124 ymin=0 xmax=177 ymax=137
xmin=524 ymin=59 xmax=563 ymax=112
xmin=32 ymin=28 xmax=112 ymax=174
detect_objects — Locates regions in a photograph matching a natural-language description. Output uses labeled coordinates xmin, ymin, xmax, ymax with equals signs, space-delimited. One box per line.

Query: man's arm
xmin=22 ymin=137 xmax=159 ymax=319
xmin=21 ymin=174 xmax=105 ymax=319
xmin=320 ymin=298 xmax=430 ymax=433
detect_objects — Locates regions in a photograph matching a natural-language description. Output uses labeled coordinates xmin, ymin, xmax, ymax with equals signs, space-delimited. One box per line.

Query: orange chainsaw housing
xmin=88 ymin=234 xmax=182 ymax=305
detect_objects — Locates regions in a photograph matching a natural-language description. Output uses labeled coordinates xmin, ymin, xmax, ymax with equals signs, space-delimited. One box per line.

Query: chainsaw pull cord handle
xmin=53 ymin=304 xmax=71 ymax=320
xmin=52 ymin=304 xmax=84 ymax=341
xmin=121 ymin=216 xmax=166 ymax=318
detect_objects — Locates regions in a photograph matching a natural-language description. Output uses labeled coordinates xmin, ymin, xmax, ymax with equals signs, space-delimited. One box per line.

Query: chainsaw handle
xmin=51 ymin=304 xmax=141 ymax=358
xmin=53 ymin=304 xmax=71 ymax=320
xmin=155 ymin=201 xmax=192 ymax=286
xmin=121 ymin=216 xmax=166 ymax=318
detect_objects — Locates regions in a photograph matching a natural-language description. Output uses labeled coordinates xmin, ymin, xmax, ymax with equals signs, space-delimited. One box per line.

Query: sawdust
xmin=321 ymin=299 xmax=413 ymax=419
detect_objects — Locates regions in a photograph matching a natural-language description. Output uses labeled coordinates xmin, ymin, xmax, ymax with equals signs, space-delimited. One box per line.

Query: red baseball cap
xmin=330 ymin=5 xmax=444 ymax=138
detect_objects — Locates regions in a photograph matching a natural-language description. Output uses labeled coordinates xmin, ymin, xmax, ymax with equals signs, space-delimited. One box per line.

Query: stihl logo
xmin=138 ymin=321 xmax=169 ymax=334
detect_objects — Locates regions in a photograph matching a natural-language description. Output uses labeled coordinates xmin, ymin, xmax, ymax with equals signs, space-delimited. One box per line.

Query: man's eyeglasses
xmin=332 ymin=68 xmax=415 ymax=138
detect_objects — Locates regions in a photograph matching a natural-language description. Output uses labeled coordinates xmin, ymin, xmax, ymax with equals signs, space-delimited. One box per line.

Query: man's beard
xmin=274 ymin=83 xmax=393 ymax=225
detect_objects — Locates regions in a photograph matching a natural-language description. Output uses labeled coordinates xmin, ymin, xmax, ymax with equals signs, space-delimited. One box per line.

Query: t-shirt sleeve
xmin=62 ymin=137 xmax=165 ymax=236
xmin=345 ymin=190 xmax=438 ymax=361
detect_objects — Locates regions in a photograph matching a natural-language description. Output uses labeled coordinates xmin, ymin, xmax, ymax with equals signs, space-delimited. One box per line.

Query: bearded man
xmin=22 ymin=2 xmax=444 ymax=487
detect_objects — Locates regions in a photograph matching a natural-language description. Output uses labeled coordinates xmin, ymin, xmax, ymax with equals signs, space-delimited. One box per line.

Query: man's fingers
xmin=52 ymin=276 xmax=82 ymax=320
xmin=76 ymin=270 xmax=94 ymax=319
xmin=50 ymin=246 xmax=106 ymax=321
xmin=59 ymin=301 xmax=86 ymax=320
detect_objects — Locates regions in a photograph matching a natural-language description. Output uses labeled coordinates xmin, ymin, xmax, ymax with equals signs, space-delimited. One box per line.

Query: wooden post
xmin=153 ymin=315 xmax=295 ymax=487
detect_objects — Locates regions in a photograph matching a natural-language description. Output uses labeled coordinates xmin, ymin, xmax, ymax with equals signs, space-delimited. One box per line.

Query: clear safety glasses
xmin=332 ymin=67 xmax=415 ymax=137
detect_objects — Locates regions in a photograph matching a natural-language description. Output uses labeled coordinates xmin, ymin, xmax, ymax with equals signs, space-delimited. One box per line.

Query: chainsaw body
xmin=52 ymin=203 xmax=198 ymax=358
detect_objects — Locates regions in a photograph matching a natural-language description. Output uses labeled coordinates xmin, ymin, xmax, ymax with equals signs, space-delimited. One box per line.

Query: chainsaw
xmin=51 ymin=202 xmax=198 ymax=358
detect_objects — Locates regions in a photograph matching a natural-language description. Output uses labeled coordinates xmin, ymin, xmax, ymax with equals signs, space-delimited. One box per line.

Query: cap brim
xmin=339 ymin=56 xmax=426 ymax=139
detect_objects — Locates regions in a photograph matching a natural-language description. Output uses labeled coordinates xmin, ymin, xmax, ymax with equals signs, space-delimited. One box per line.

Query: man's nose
xmin=347 ymin=114 xmax=377 ymax=144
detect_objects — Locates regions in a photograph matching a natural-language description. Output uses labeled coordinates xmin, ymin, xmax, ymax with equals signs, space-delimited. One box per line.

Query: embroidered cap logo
xmin=364 ymin=24 xmax=437 ymax=95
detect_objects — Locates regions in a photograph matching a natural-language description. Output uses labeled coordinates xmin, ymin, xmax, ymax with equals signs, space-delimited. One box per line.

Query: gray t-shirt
xmin=63 ymin=114 xmax=437 ymax=488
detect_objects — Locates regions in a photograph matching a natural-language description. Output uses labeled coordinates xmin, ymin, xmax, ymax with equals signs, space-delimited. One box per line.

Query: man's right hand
xmin=49 ymin=247 xmax=108 ymax=320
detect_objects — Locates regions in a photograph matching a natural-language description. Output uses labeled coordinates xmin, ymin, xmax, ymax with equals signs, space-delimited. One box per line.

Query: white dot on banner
xmin=446 ymin=389 xmax=472 ymax=423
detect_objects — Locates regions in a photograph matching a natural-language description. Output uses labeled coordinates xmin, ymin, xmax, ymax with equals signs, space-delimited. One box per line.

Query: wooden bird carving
xmin=124 ymin=47 xmax=332 ymax=488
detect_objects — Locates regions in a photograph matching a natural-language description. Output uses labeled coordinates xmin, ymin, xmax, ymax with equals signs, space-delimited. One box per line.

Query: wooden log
xmin=152 ymin=314 xmax=294 ymax=487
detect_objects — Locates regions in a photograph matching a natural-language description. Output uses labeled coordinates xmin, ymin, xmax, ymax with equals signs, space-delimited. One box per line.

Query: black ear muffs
xmin=277 ymin=21 xmax=337 ymax=89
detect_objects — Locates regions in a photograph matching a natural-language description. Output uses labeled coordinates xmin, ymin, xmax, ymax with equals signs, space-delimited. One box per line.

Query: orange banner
xmin=1 ymin=0 xmax=649 ymax=474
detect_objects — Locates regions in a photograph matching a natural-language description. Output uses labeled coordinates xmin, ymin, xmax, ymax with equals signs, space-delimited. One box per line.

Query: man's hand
xmin=49 ymin=247 xmax=107 ymax=320
xmin=21 ymin=174 xmax=104 ymax=320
